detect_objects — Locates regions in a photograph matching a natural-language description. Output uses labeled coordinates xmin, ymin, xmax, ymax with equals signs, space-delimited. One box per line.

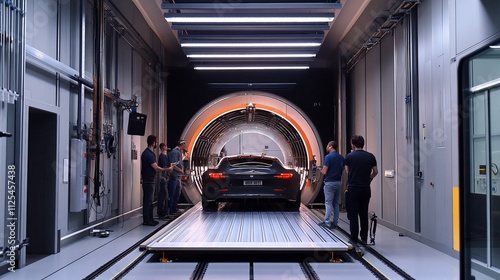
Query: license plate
xmin=243 ymin=180 xmax=262 ymax=186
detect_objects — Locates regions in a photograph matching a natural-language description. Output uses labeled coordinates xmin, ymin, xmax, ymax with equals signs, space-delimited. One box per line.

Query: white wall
xmin=225 ymin=133 xmax=285 ymax=163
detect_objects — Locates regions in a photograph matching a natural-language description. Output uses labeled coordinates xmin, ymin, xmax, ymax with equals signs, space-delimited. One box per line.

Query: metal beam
xmin=171 ymin=23 xmax=331 ymax=31
xmin=178 ymin=33 xmax=325 ymax=41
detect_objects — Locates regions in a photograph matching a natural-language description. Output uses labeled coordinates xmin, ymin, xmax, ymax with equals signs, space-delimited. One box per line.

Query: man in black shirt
xmin=345 ymin=135 xmax=378 ymax=244
xmin=141 ymin=135 xmax=173 ymax=226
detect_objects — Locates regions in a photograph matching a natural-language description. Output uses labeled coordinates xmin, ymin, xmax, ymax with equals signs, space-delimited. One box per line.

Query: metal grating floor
xmin=143 ymin=203 xmax=350 ymax=251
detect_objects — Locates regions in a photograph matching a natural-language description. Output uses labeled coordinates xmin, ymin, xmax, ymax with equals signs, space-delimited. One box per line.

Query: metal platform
xmin=142 ymin=203 xmax=350 ymax=251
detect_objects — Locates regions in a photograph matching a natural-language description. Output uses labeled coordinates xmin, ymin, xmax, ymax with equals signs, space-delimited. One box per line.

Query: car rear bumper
xmin=203 ymin=185 xmax=299 ymax=202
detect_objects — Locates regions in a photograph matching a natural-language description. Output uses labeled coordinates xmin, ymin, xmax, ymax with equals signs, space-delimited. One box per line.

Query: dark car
xmin=201 ymin=155 xmax=301 ymax=211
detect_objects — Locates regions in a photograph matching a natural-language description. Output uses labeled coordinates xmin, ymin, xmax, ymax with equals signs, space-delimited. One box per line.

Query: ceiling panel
xmin=161 ymin=1 xmax=342 ymax=70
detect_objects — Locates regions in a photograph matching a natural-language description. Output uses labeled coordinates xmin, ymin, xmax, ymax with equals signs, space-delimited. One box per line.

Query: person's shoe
xmin=330 ymin=223 xmax=338 ymax=229
xmin=318 ymin=222 xmax=331 ymax=228
xmin=354 ymin=245 xmax=365 ymax=256
xmin=360 ymin=239 xmax=368 ymax=245
xmin=142 ymin=221 xmax=158 ymax=226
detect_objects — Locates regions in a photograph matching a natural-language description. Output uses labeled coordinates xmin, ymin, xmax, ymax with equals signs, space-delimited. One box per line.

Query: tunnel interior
xmin=180 ymin=92 xmax=325 ymax=206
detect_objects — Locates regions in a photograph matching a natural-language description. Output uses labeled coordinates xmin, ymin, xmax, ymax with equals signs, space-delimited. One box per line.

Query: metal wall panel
xmin=117 ymin=39 xmax=137 ymax=211
xmin=25 ymin=0 xmax=58 ymax=58
xmin=351 ymin=58 xmax=366 ymax=136
xmin=394 ymin=22 xmax=415 ymax=231
xmin=456 ymin=0 xmax=500 ymax=54
xmin=417 ymin=0 xmax=455 ymax=248
xmin=24 ymin=66 xmax=57 ymax=106
xmin=84 ymin=2 xmax=94 ymax=78
xmin=364 ymin=43 xmax=382 ymax=217
xmin=56 ymin=80 xmax=72 ymax=231
xmin=418 ymin=1 xmax=452 ymax=248
xmin=380 ymin=33 xmax=396 ymax=224
xmin=58 ymin=0 xmax=74 ymax=68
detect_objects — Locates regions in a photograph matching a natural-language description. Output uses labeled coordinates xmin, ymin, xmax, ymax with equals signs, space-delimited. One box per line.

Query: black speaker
xmin=127 ymin=112 xmax=147 ymax=136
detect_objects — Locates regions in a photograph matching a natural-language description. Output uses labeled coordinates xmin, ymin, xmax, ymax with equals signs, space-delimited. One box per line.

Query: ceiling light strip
xmin=165 ymin=16 xmax=334 ymax=23
xmin=162 ymin=3 xmax=342 ymax=10
xmin=208 ymin=83 xmax=297 ymax=86
xmin=194 ymin=66 xmax=309 ymax=70
xmin=187 ymin=54 xmax=316 ymax=58
xmin=181 ymin=42 xmax=321 ymax=48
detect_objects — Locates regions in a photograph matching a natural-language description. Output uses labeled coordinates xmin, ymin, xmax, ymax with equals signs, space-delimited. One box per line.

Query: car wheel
xmin=287 ymin=190 xmax=301 ymax=211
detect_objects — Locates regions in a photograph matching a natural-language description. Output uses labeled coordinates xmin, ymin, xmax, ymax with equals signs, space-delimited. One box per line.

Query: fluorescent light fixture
xmin=194 ymin=66 xmax=309 ymax=70
xmin=187 ymin=54 xmax=316 ymax=58
xmin=165 ymin=16 xmax=334 ymax=23
xmin=181 ymin=42 xmax=321 ymax=48
xmin=490 ymin=44 xmax=500 ymax=49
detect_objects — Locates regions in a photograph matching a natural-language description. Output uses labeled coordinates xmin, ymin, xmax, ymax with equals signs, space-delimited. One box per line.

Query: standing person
xmin=167 ymin=140 xmax=187 ymax=216
xmin=319 ymin=141 xmax=345 ymax=229
xmin=157 ymin=143 xmax=169 ymax=219
xmin=141 ymin=135 xmax=172 ymax=226
xmin=344 ymin=135 xmax=378 ymax=244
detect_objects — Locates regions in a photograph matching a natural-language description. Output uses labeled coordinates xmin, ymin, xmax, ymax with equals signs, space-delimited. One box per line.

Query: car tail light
xmin=208 ymin=172 xmax=228 ymax=179
xmin=274 ymin=173 xmax=294 ymax=179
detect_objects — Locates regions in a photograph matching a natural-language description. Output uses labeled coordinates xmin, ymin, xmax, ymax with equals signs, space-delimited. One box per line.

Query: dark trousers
xmin=157 ymin=177 xmax=168 ymax=217
xmin=142 ymin=182 xmax=155 ymax=223
xmin=345 ymin=187 xmax=371 ymax=243
xmin=167 ymin=176 xmax=181 ymax=215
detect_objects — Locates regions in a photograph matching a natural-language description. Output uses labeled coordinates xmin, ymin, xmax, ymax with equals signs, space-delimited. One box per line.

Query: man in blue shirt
xmin=167 ymin=140 xmax=187 ymax=216
xmin=345 ymin=135 xmax=378 ymax=244
xmin=157 ymin=143 xmax=169 ymax=219
xmin=141 ymin=135 xmax=173 ymax=226
xmin=319 ymin=141 xmax=345 ymax=229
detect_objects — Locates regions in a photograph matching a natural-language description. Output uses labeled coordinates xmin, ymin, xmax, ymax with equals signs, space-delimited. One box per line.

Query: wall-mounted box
xmin=384 ymin=170 xmax=395 ymax=178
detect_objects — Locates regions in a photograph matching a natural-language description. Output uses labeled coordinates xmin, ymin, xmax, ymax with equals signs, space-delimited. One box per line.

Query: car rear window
xmin=227 ymin=157 xmax=274 ymax=168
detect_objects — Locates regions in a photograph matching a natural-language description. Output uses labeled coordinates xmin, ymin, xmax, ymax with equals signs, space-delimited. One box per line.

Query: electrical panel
xmin=474 ymin=177 xmax=487 ymax=194
xmin=70 ymin=138 xmax=88 ymax=212
xmin=474 ymin=177 xmax=500 ymax=195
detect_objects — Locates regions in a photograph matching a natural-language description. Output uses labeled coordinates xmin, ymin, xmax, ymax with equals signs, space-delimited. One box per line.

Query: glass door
xmin=463 ymin=44 xmax=500 ymax=278
xmin=489 ymin=87 xmax=500 ymax=270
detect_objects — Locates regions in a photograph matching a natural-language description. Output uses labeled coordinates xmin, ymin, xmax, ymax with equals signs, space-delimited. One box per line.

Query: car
xmin=201 ymin=154 xmax=301 ymax=211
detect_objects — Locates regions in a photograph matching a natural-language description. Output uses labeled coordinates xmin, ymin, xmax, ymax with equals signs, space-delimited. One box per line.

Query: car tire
xmin=287 ymin=190 xmax=301 ymax=211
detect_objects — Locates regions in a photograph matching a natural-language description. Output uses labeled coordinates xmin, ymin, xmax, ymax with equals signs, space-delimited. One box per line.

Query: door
xmin=26 ymin=108 xmax=58 ymax=261
xmin=463 ymin=45 xmax=500 ymax=278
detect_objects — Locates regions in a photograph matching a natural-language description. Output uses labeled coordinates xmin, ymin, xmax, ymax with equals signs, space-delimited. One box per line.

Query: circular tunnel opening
xmin=180 ymin=91 xmax=325 ymax=206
